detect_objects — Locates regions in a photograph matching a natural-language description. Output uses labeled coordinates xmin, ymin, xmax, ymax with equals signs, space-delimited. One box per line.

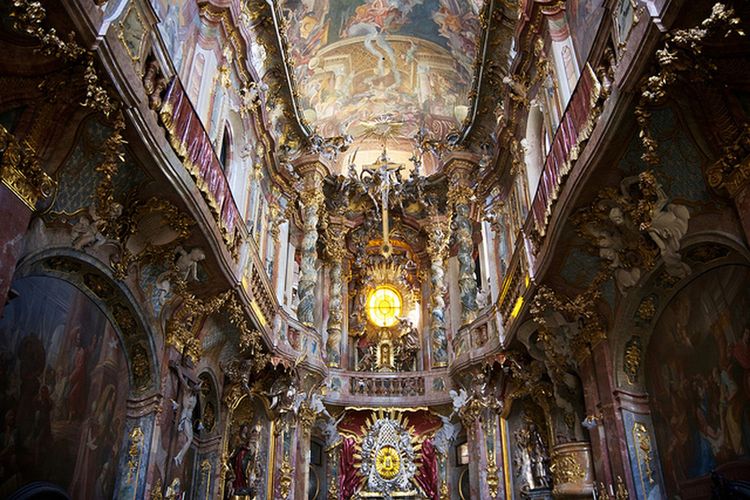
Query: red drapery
xmin=339 ymin=437 xmax=360 ymax=499
xmin=414 ymin=438 xmax=439 ymax=500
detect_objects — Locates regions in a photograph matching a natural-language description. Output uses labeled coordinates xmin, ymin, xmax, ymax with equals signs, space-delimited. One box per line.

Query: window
xmin=219 ymin=126 xmax=230 ymax=170
xmin=456 ymin=442 xmax=470 ymax=466
xmin=366 ymin=286 xmax=402 ymax=328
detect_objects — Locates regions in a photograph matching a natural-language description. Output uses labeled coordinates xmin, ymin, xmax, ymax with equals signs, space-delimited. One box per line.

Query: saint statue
xmin=226 ymin=423 xmax=262 ymax=499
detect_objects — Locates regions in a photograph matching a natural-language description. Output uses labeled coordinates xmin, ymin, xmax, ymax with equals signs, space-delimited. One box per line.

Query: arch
xmin=7 ymin=481 xmax=71 ymax=500
xmin=11 ymin=247 xmax=161 ymax=395
xmin=608 ymin=233 xmax=750 ymax=497
xmin=611 ymin=231 xmax=750 ymax=391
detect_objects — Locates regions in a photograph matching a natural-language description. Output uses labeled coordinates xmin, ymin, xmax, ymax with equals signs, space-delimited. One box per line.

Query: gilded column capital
xmin=292 ymin=154 xmax=333 ymax=180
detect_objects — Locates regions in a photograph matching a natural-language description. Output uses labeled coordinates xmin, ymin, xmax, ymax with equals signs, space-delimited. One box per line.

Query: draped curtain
xmin=414 ymin=438 xmax=439 ymax=500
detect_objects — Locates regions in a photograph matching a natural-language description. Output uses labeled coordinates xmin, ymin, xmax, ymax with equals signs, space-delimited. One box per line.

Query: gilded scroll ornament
xmin=633 ymin=423 xmax=655 ymax=485
xmin=624 ymin=336 xmax=643 ymax=385
xmin=0 ymin=125 xmax=55 ymax=209
xmin=550 ymin=454 xmax=584 ymax=484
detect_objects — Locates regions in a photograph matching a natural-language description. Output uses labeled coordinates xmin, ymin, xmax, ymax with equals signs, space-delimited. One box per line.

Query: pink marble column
xmin=0 ymin=184 xmax=32 ymax=317
xmin=579 ymin=342 xmax=632 ymax=490
xmin=465 ymin=411 xmax=505 ymax=499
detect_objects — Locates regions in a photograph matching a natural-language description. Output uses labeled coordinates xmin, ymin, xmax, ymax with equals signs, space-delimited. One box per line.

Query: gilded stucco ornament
xmin=0 ymin=125 xmax=55 ymax=209
xmin=636 ymin=3 xmax=744 ymax=166
xmin=623 ymin=335 xmax=643 ymax=385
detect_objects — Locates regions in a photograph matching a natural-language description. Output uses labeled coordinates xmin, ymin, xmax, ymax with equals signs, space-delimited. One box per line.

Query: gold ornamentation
xmin=278 ymin=456 xmax=292 ymax=499
xmin=127 ymin=426 xmax=144 ymax=482
xmin=486 ymin=422 xmax=500 ymax=498
xmin=375 ymin=446 xmax=401 ymax=479
xmin=117 ymin=2 xmax=147 ymax=68
xmin=624 ymin=336 xmax=643 ymax=385
xmin=633 ymin=423 xmax=655 ymax=485
xmin=550 ymin=454 xmax=584 ymax=484
xmin=636 ymin=3 xmax=744 ymax=166
xmin=0 ymin=125 xmax=55 ymax=209
xmin=151 ymin=478 xmax=163 ymax=500
xmin=636 ymin=296 xmax=656 ymax=321
xmin=615 ymin=475 xmax=629 ymax=500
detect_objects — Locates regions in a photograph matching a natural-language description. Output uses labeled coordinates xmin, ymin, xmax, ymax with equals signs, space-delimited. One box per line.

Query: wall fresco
xmin=0 ymin=276 xmax=129 ymax=498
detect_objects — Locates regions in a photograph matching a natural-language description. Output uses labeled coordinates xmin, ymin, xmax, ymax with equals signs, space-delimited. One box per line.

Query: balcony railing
xmin=529 ymin=64 xmax=602 ymax=243
xmin=159 ymin=77 xmax=242 ymax=256
xmin=349 ymin=374 xmax=425 ymax=397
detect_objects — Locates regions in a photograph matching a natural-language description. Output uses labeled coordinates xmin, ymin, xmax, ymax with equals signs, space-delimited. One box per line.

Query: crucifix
xmin=362 ymin=149 xmax=402 ymax=258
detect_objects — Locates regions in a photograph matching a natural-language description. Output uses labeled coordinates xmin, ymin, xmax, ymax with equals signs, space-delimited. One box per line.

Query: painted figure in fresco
xmin=0 ymin=277 xmax=128 ymax=498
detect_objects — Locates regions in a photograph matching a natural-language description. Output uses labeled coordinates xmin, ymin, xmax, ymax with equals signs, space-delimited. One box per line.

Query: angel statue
xmin=449 ymin=388 xmax=469 ymax=418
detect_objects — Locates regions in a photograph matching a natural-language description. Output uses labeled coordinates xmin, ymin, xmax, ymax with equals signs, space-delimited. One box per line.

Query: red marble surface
xmin=0 ymin=184 xmax=31 ymax=317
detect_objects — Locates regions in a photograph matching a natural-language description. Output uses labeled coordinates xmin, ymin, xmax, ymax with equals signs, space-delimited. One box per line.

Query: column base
xmin=525 ymin=487 xmax=553 ymax=499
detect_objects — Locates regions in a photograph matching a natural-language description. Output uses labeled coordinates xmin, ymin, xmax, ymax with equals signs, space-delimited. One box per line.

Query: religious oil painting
xmin=0 ymin=276 xmax=128 ymax=498
xmin=646 ymin=265 xmax=750 ymax=495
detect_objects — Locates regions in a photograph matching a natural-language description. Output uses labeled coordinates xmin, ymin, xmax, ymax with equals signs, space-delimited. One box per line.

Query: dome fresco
xmin=278 ymin=0 xmax=486 ymax=150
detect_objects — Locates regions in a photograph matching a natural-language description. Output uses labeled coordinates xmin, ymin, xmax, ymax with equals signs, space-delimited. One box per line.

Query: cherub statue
xmin=71 ymin=205 xmax=116 ymax=250
xmin=175 ymin=245 xmax=206 ymax=282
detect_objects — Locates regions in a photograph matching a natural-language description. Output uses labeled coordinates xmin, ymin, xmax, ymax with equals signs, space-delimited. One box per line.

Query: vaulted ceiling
xmin=275 ymin=0 xmax=488 ymax=170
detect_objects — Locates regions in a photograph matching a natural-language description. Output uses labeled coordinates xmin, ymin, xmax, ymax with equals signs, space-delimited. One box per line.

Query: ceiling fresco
xmin=278 ymin=0 xmax=486 ymax=158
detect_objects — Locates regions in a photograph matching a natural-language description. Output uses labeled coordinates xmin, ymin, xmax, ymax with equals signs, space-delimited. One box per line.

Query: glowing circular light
xmin=375 ymin=446 xmax=401 ymax=479
xmin=366 ymin=286 xmax=402 ymax=328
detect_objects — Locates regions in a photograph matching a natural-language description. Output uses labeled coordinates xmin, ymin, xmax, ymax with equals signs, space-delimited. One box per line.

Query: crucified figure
xmin=170 ymin=360 xmax=201 ymax=466
xmin=361 ymin=149 xmax=403 ymax=257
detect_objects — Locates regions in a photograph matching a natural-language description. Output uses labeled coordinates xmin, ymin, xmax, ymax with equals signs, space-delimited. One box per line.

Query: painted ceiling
xmin=278 ymin=0 xmax=486 ymax=165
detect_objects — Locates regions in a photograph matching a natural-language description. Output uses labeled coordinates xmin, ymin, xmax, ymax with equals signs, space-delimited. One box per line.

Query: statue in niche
xmin=225 ymin=423 xmax=262 ymax=498
xmin=394 ymin=317 xmax=419 ymax=370
xmin=514 ymin=412 xmax=551 ymax=494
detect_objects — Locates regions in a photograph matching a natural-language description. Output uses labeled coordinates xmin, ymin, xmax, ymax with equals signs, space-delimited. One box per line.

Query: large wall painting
xmin=0 ymin=276 xmax=129 ymax=498
xmin=645 ymin=265 xmax=750 ymax=495
xmin=279 ymin=0 xmax=485 ymax=143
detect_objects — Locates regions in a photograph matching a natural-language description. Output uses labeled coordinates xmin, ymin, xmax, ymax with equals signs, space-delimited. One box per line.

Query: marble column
xmin=293 ymin=406 xmax=316 ymax=499
xmin=461 ymin=406 xmax=504 ymax=499
xmin=578 ymin=341 xmax=633 ymax=493
xmin=326 ymin=218 xmax=348 ymax=367
xmin=296 ymin=165 xmax=324 ymax=327
xmin=114 ymin=394 xmax=161 ymax=500
xmin=425 ymin=216 xmax=450 ymax=367
xmin=447 ymin=162 xmax=478 ymax=325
